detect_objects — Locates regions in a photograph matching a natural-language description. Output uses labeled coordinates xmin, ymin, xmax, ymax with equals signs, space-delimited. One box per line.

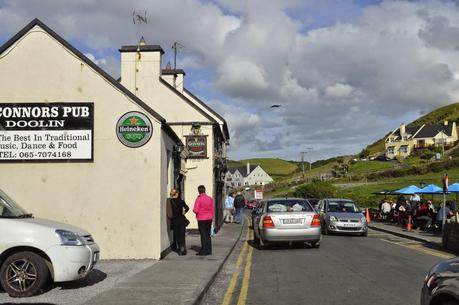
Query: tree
xmin=359 ymin=148 xmax=370 ymax=159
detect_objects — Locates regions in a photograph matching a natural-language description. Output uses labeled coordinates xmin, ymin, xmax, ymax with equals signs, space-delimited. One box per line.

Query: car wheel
xmin=258 ymin=238 xmax=267 ymax=250
xmin=310 ymin=241 xmax=321 ymax=248
xmin=253 ymin=233 xmax=260 ymax=244
xmin=0 ymin=251 xmax=50 ymax=297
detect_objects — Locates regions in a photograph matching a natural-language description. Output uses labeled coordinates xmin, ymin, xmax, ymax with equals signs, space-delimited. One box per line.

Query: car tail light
xmin=311 ymin=214 xmax=321 ymax=227
xmin=263 ymin=215 xmax=275 ymax=228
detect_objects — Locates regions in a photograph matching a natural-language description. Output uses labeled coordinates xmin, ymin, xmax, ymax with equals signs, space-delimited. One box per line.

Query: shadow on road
xmin=246 ymin=239 xmax=319 ymax=251
xmin=57 ymin=269 xmax=107 ymax=290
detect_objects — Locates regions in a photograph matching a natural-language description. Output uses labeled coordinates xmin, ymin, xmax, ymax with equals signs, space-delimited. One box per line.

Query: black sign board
xmin=186 ymin=135 xmax=208 ymax=159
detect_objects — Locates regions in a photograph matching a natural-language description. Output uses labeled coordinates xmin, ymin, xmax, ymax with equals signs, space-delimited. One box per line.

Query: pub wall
xmin=0 ymin=26 xmax=169 ymax=259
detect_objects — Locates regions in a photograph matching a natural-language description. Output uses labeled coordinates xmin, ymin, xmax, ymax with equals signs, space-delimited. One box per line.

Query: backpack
xmin=234 ymin=195 xmax=245 ymax=209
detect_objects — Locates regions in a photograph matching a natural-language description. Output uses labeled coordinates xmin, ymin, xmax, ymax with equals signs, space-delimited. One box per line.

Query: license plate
xmin=282 ymin=218 xmax=303 ymax=224
xmin=341 ymin=223 xmax=357 ymax=227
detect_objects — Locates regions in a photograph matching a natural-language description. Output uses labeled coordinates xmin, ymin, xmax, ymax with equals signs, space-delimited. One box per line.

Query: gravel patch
xmin=0 ymin=259 xmax=157 ymax=305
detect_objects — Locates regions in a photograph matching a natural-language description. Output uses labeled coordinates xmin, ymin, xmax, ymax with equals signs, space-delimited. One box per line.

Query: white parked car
xmin=0 ymin=189 xmax=100 ymax=297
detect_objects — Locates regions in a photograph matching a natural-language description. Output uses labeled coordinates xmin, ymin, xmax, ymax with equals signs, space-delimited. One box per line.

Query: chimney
xmin=247 ymin=163 xmax=250 ymax=176
xmin=444 ymin=120 xmax=449 ymax=126
xmin=161 ymin=67 xmax=186 ymax=93
xmin=400 ymin=123 xmax=406 ymax=136
xmin=119 ymin=38 xmax=164 ymax=100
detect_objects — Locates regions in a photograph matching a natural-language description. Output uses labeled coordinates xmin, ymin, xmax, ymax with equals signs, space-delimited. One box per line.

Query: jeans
xmin=173 ymin=224 xmax=186 ymax=253
xmin=198 ymin=220 xmax=212 ymax=254
xmin=417 ymin=216 xmax=432 ymax=230
xmin=235 ymin=208 xmax=244 ymax=224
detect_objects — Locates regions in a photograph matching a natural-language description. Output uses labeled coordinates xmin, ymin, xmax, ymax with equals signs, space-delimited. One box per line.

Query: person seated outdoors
xmin=416 ymin=201 xmax=433 ymax=231
xmin=436 ymin=202 xmax=454 ymax=227
xmin=380 ymin=200 xmax=391 ymax=221
xmin=398 ymin=201 xmax=408 ymax=226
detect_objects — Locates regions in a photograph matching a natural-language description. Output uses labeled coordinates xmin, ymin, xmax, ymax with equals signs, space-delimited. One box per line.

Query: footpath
xmin=369 ymin=221 xmax=442 ymax=247
xmin=84 ymin=222 xmax=244 ymax=305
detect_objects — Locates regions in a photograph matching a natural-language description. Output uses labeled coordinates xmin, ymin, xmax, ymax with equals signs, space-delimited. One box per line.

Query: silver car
xmin=317 ymin=198 xmax=368 ymax=236
xmin=252 ymin=198 xmax=322 ymax=249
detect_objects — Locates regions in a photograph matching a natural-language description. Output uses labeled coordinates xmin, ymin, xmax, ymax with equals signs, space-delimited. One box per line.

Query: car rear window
xmin=267 ymin=200 xmax=313 ymax=213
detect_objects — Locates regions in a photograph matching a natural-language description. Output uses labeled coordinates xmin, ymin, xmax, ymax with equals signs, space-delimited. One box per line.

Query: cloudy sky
xmin=1 ymin=0 xmax=459 ymax=161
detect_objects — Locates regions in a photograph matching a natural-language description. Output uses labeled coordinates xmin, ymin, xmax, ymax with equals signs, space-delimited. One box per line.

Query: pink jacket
xmin=193 ymin=193 xmax=214 ymax=221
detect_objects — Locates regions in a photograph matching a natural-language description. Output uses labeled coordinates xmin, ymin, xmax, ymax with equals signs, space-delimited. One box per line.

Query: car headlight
xmin=55 ymin=229 xmax=86 ymax=246
xmin=330 ymin=216 xmax=338 ymax=222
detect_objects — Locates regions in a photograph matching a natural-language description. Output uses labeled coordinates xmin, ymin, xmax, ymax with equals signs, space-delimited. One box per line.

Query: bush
xmin=293 ymin=181 xmax=337 ymax=199
xmin=420 ymin=150 xmax=435 ymax=160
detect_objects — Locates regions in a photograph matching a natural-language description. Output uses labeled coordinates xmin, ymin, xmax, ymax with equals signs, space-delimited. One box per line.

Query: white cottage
xmin=227 ymin=163 xmax=273 ymax=187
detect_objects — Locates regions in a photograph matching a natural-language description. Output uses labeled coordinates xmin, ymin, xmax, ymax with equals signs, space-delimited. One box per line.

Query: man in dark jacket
xmin=233 ymin=191 xmax=245 ymax=224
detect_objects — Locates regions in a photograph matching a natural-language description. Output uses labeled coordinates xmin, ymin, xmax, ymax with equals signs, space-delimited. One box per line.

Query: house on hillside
xmin=385 ymin=121 xmax=458 ymax=159
xmin=226 ymin=163 xmax=274 ymax=188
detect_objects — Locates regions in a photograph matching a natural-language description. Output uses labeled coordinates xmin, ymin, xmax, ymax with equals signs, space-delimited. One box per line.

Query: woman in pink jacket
xmin=193 ymin=185 xmax=214 ymax=256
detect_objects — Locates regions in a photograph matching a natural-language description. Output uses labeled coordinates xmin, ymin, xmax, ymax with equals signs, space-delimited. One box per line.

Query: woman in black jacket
xmin=166 ymin=189 xmax=190 ymax=255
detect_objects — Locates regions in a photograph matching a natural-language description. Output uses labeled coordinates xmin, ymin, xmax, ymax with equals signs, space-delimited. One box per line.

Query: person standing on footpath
xmin=166 ymin=189 xmax=190 ymax=256
xmin=233 ymin=191 xmax=246 ymax=224
xmin=193 ymin=185 xmax=214 ymax=256
xmin=224 ymin=192 xmax=235 ymax=223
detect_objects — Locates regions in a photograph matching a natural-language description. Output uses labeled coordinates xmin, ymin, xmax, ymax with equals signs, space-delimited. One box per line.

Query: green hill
xmin=228 ymin=158 xmax=298 ymax=178
xmin=365 ymin=102 xmax=459 ymax=155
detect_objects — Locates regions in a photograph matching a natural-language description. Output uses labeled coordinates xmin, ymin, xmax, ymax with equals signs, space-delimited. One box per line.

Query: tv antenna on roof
xmin=133 ymin=10 xmax=148 ymax=25
xmin=172 ymin=42 xmax=184 ymax=70
xmin=133 ymin=10 xmax=148 ymax=51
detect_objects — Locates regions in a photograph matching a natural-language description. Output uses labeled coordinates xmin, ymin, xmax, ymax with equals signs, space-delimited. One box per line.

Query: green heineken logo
xmin=116 ymin=112 xmax=153 ymax=148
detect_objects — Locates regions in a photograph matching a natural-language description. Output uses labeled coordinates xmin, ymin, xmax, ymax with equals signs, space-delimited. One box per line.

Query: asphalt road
xmin=202 ymin=224 xmax=452 ymax=305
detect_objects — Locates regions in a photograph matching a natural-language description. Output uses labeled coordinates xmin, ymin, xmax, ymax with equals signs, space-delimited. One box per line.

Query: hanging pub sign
xmin=0 ymin=103 xmax=94 ymax=162
xmin=186 ymin=135 xmax=207 ymax=159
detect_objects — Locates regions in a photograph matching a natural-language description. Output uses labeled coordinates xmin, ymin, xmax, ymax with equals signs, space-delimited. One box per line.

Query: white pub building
xmin=0 ymin=19 xmax=229 ymax=259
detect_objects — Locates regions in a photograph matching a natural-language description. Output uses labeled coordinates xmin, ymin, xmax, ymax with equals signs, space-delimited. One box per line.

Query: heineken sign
xmin=186 ymin=135 xmax=207 ymax=159
xmin=0 ymin=103 xmax=93 ymax=162
xmin=116 ymin=111 xmax=153 ymax=148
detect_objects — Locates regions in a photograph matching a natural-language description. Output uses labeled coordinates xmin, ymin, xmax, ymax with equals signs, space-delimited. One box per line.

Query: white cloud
xmin=215 ymin=57 xmax=269 ymax=99
xmin=325 ymin=83 xmax=354 ymax=99
xmin=3 ymin=1 xmax=459 ymax=161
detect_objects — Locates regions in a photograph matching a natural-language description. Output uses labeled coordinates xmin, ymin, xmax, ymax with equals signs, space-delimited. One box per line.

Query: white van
xmin=0 ymin=189 xmax=99 ymax=297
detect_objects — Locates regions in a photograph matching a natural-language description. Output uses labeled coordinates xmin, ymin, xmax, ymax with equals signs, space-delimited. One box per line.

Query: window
xmin=400 ymin=146 xmax=408 ymax=154
xmin=267 ymin=200 xmax=313 ymax=213
xmin=327 ymin=201 xmax=360 ymax=213
xmin=387 ymin=147 xmax=395 ymax=154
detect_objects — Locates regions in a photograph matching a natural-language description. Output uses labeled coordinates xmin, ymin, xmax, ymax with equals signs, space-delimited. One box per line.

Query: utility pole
xmin=300 ymin=152 xmax=305 ymax=177
xmin=300 ymin=147 xmax=313 ymax=177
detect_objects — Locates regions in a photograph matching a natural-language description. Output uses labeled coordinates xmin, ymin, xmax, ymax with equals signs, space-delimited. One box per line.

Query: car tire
xmin=258 ymin=238 xmax=267 ymax=250
xmin=253 ymin=234 xmax=260 ymax=244
xmin=0 ymin=251 xmax=50 ymax=297
xmin=310 ymin=241 xmax=321 ymax=248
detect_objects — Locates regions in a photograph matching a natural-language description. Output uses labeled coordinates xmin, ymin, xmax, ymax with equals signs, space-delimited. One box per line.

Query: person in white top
xmin=410 ymin=193 xmax=420 ymax=203
xmin=381 ymin=200 xmax=391 ymax=220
